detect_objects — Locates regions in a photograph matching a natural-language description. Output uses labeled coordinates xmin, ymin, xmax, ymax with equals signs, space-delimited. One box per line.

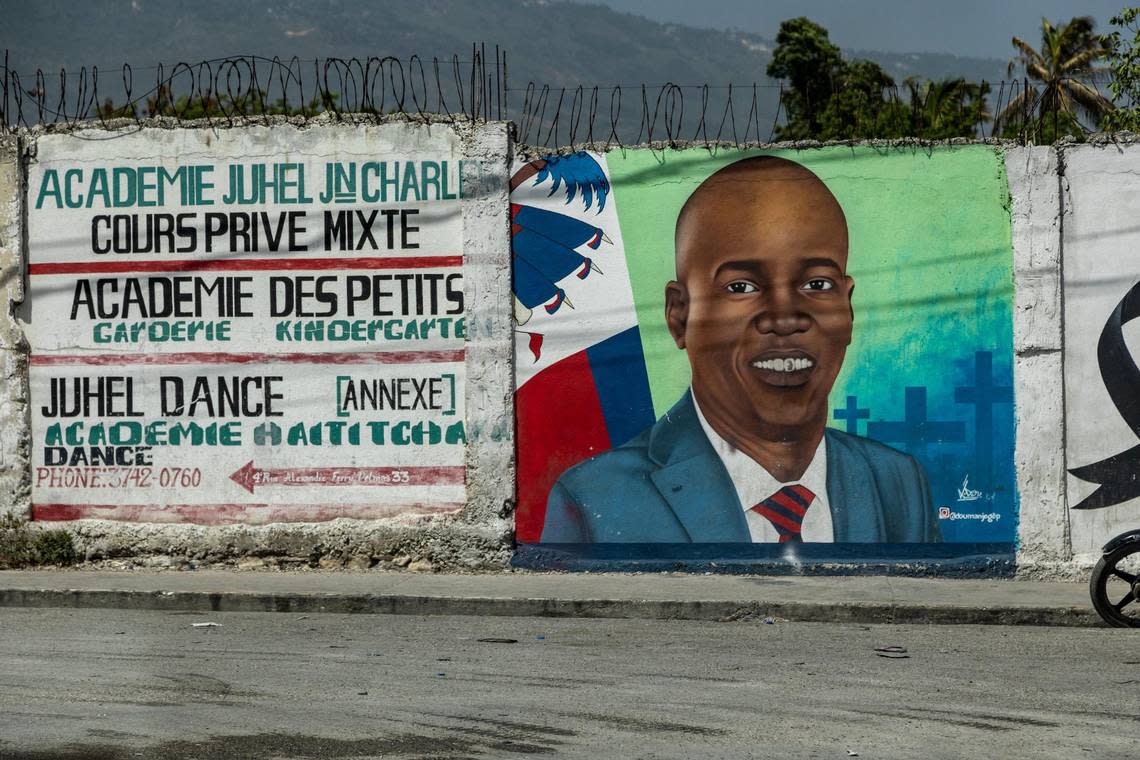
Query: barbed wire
xmin=0 ymin=48 xmax=1084 ymax=147
xmin=0 ymin=46 xmax=506 ymax=131
xmin=511 ymin=78 xmax=1067 ymax=149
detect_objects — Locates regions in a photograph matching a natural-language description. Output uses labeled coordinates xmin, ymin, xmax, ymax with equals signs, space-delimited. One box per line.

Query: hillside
xmin=2 ymin=0 xmax=1013 ymax=141
xmin=3 ymin=0 xmax=1008 ymax=88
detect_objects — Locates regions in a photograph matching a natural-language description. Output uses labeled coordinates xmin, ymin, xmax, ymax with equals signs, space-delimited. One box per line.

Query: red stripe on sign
xmin=31 ymin=350 xmax=465 ymax=366
xmin=29 ymin=255 xmax=462 ymax=275
xmin=33 ymin=502 xmax=463 ymax=525
xmin=258 ymin=466 xmax=466 ymax=486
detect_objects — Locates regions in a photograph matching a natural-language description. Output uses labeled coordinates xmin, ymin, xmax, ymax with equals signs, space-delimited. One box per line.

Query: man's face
xmin=667 ymin=170 xmax=854 ymax=440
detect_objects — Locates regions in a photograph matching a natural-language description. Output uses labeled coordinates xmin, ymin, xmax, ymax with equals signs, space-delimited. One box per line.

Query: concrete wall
xmin=1005 ymin=139 xmax=1140 ymax=577
xmin=0 ymin=126 xmax=1132 ymax=577
xmin=1005 ymin=146 xmax=1069 ymax=576
xmin=1058 ymin=140 xmax=1140 ymax=569
xmin=0 ymin=133 xmax=29 ymax=521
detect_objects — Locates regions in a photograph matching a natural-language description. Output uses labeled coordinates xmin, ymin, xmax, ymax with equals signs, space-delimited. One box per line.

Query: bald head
xmin=663 ymin=155 xmax=856 ymax=455
xmin=674 ymin=156 xmax=848 ymax=281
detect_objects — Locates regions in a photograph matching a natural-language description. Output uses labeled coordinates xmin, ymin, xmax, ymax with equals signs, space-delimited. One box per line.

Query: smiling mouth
xmin=748 ymin=351 xmax=816 ymax=387
xmin=752 ymin=357 xmax=815 ymax=372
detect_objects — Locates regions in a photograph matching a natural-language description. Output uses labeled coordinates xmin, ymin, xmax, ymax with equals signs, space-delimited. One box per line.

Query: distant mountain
xmin=3 ymin=0 xmax=1011 ymax=86
xmin=849 ymin=49 xmax=1008 ymax=88
xmin=1 ymin=0 xmax=1010 ymax=139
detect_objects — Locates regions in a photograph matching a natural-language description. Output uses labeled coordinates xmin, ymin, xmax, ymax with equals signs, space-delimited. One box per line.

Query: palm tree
xmin=906 ymin=77 xmax=991 ymax=138
xmin=996 ymin=16 xmax=1114 ymax=140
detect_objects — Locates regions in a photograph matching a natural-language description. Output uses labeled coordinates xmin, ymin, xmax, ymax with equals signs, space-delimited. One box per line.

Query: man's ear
xmin=846 ymin=275 xmax=856 ymax=324
xmin=665 ymin=280 xmax=688 ymax=349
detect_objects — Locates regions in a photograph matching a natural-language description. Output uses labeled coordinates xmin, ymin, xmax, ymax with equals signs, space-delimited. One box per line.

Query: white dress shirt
xmin=693 ymin=395 xmax=834 ymax=543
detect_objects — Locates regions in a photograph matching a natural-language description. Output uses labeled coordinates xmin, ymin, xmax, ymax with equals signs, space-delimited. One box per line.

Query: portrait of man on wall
xmin=539 ymin=156 xmax=942 ymax=544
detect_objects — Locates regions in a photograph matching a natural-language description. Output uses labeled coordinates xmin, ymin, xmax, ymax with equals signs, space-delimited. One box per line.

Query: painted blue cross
xmin=833 ymin=395 xmax=870 ymax=434
xmin=955 ymin=351 xmax=1013 ymax=486
xmin=867 ymin=387 xmax=965 ymax=458
xmin=933 ymin=453 xmax=959 ymax=478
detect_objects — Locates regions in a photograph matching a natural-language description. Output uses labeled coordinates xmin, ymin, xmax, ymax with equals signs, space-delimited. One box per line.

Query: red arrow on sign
xmin=229 ymin=461 xmax=465 ymax=494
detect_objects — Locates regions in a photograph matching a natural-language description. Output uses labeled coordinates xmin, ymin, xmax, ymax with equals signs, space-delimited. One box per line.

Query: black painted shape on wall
xmin=1071 ymin=280 xmax=1140 ymax=510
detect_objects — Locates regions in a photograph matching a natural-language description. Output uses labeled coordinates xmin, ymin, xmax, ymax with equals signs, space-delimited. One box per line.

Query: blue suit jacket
xmin=541 ymin=392 xmax=942 ymax=543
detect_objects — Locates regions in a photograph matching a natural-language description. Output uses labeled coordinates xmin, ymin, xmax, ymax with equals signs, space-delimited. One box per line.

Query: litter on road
xmin=874 ymin=645 xmax=909 ymax=659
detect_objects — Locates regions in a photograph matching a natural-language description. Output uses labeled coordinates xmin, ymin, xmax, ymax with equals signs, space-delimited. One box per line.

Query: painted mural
xmin=513 ymin=147 xmax=1018 ymax=561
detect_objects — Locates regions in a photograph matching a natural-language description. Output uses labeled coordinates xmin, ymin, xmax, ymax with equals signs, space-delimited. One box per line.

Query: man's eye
xmin=802 ymin=278 xmax=835 ymax=291
xmin=725 ymin=281 xmax=758 ymax=294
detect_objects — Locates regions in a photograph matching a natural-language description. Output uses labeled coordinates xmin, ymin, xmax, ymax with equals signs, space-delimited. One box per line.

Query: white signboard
xmin=25 ymin=125 xmax=467 ymax=524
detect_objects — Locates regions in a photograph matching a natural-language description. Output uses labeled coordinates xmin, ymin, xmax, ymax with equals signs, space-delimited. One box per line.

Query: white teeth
xmin=752 ymin=357 xmax=814 ymax=372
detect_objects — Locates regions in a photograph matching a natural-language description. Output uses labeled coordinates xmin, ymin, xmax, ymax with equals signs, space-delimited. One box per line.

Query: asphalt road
xmin=0 ymin=608 xmax=1137 ymax=759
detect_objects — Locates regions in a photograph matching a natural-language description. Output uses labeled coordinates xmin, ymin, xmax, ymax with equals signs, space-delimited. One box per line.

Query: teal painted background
xmin=605 ymin=146 xmax=1017 ymax=543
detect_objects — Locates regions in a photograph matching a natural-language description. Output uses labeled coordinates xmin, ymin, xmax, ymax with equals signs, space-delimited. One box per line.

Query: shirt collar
xmin=691 ymin=391 xmax=828 ymax=512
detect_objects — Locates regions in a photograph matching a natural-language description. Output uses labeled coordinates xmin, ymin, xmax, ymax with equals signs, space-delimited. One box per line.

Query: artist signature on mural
xmin=936 ymin=476 xmax=1003 ymax=523
xmin=956 ymin=475 xmax=995 ymax=502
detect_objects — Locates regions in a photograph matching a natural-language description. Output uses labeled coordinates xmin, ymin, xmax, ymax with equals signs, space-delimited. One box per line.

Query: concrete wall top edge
xmin=512 ymin=137 xmax=1020 ymax=158
xmin=1061 ymin=131 xmax=1140 ymax=147
xmin=510 ymin=133 xmax=1140 ymax=158
xmin=13 ymin=112 xmax=506 ymax=137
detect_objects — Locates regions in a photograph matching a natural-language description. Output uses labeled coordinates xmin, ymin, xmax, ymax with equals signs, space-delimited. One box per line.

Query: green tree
xmin=767 ymin=17 xmax=844 ymax=140
xmin=768 ymin=17 xmax=990 ymax=141
xmin=1101 ymin=8 xmax=1140 ymax=132
xmin=816 ymin=60 xmax=908 ymax=140
xmin=907 ymin=78 xmax=992 ymax=139
xmin=997 ymin=16 xmax=1114 ymax=141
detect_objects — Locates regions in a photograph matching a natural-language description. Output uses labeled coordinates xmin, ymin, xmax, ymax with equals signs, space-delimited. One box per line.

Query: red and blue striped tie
xmin=752 ymin=485 xmax=816 ymax=543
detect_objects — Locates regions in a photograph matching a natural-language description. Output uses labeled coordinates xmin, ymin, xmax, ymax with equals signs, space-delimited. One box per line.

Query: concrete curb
xmin=0 ymin=587 xmax=1102 ymax=627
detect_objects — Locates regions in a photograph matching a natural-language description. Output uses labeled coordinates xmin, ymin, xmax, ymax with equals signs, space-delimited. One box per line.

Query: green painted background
xmin=605 ymin=145 xmax=1017 ymax=543
xmin=606 ymin=145 xmax=1014 ymax=429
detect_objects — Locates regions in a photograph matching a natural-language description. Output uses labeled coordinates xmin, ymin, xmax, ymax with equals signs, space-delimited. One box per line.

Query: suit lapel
xmin=824 ymin=429 xmax=886 ymax=542
xmin=647 ymin=393 xmax=751 ymax=542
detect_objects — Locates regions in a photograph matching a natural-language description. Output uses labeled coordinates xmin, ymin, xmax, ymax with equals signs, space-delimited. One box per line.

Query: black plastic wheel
xmin=1090 ymin=542 xmax=1140 ymax=628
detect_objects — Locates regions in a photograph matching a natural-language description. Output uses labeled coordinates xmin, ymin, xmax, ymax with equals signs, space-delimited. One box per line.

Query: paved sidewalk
xmin=0 ymin=568 xmax=1099 ymax=626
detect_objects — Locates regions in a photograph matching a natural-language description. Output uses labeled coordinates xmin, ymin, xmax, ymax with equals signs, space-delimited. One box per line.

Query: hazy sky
xmin=586 ymin=0 xmax=1131 ymax=59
